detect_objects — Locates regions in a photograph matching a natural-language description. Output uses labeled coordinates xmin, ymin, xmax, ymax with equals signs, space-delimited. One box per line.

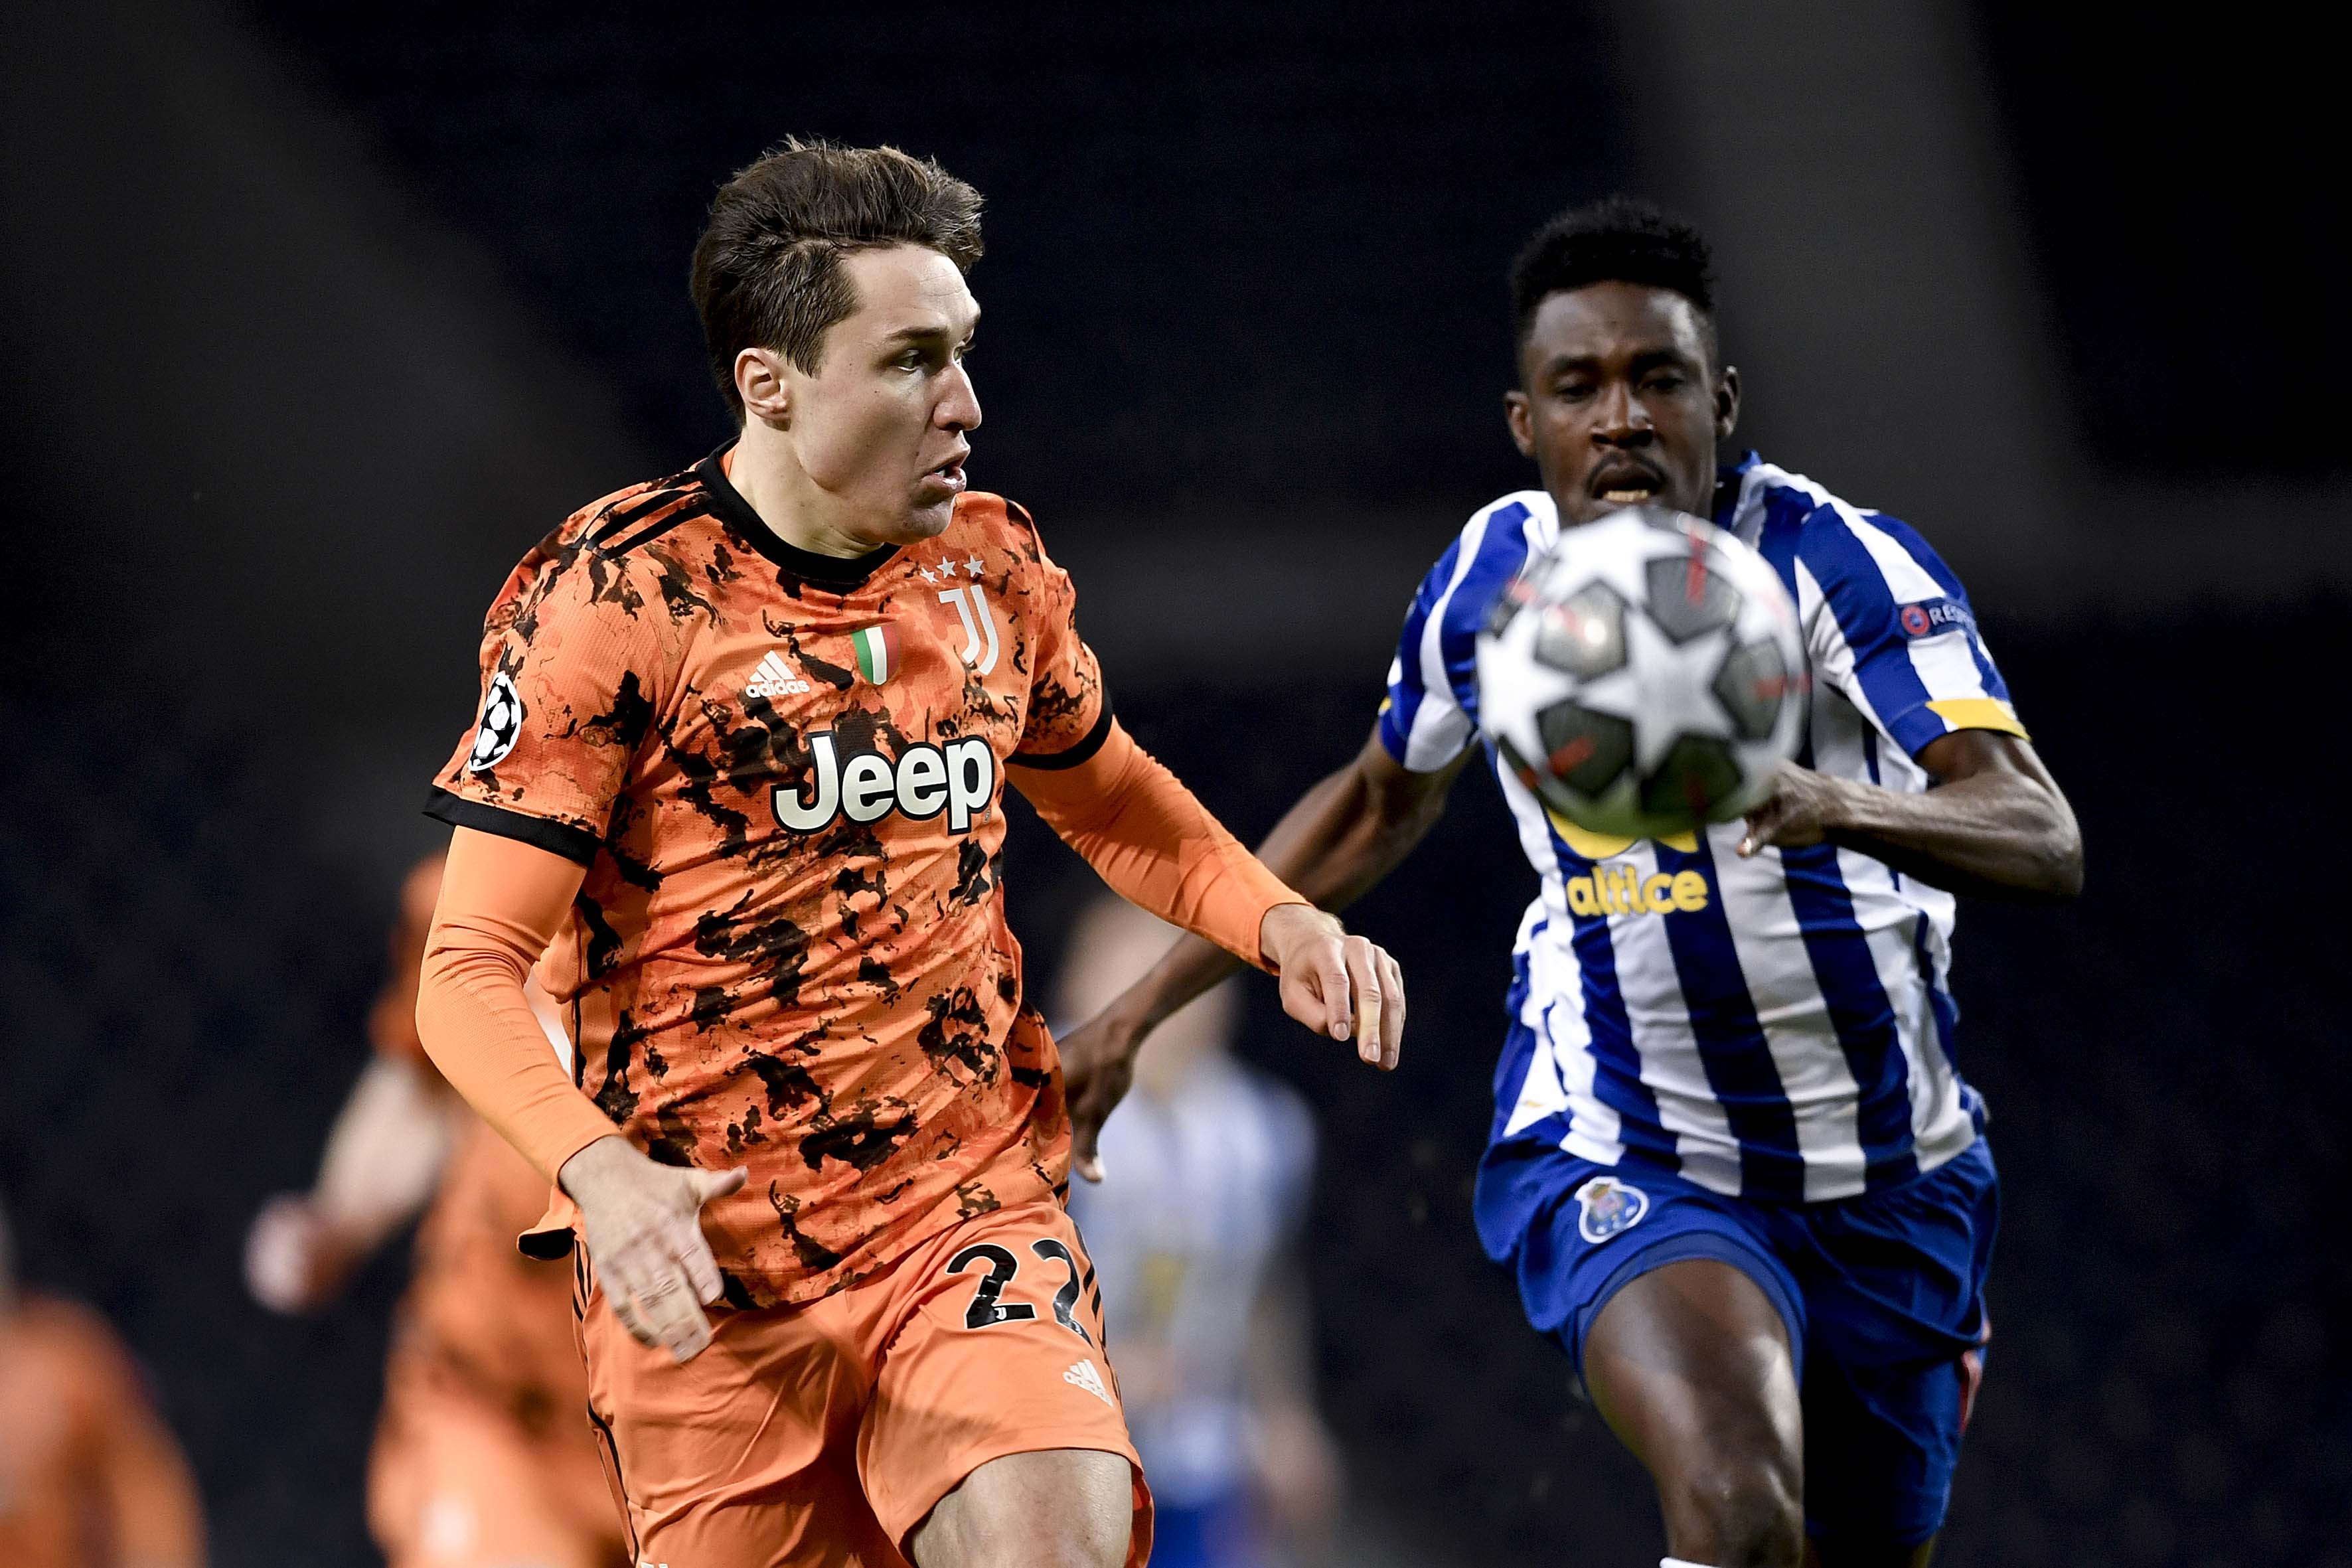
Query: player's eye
xmin=1644 ymin=371 xmax=1687 ymax=393
xmin=1555 ymin=381 xmax=1595 ymax=402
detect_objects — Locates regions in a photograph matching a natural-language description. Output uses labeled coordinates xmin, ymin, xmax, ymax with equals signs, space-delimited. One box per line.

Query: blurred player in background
xmin=245 ymin=854 xmax=625 ymax=1568
xmin=1058 ymin=898 xmax=1341 ymax=1568
xmin=1064 ymin=199 xmax=2083 ymax=1568
xmin=412 ymin=139 xmax=1405 ymax=1568
xmin=0 ymin=1194 xmax=206 ymax=1568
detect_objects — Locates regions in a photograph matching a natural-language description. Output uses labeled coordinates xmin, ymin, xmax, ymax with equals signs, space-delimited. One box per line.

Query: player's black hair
xmin=1510 ymin=196 xmax=1718 ymax=362
xmin=692 ymin=137 xmax=984 ymax=416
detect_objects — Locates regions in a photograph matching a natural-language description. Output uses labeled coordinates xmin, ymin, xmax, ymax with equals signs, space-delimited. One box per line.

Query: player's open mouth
xmin=1591 ymin=463 xmax=1664 ymax=506
xmin=923 ymin=455 xmax=968 ymax=495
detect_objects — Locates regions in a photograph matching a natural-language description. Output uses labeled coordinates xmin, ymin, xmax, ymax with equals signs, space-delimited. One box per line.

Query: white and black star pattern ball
xmin=1475 ymin=507 xmax=1806 ymax=838
xmin=467 ymin=672 xmax=524 ymax=774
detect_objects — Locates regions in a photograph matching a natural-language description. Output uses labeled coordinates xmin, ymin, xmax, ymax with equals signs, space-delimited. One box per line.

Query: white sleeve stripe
xmin=1840 ymin=507 xmax=1945 ymax=602
xmin=1801 ymin=558 xmax=1900 ymax=742
xmin=1905 ymin=631 xmax=1996 ymax=704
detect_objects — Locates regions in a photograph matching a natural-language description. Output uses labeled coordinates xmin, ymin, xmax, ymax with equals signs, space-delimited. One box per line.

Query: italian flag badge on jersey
xmin=851 ymin=622 xmax=902 ymax=684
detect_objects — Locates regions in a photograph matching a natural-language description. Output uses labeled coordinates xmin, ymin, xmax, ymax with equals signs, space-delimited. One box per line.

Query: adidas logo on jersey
xmin=773 ymin=731 xmax=996 ymax=835
xmin=744 ymin=650 xmax=810 ymax=700
xmin=1564 ymin=864 xmax=1711 ymax=918
xmin=1063 ymin=1358 xmax=1112 ymax=1405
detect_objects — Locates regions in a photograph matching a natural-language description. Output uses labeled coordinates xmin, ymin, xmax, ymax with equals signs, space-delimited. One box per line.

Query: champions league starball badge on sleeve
xmin=468 ymin=673 xmax=524 ymax=774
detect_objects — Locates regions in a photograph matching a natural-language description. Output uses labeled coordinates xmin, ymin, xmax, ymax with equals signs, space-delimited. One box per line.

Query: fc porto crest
xmin=1572 ymin=1175 xmax=1649 ymax=1244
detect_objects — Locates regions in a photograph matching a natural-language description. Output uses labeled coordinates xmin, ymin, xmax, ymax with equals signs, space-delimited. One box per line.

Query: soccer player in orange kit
xmin=0 ymin=1196 xmax=206 ymax=1568
xmin=412 ymin=139 xmax=1407 ymax=1568
xmin=246 ymin=855 xmax=626 ymax=1568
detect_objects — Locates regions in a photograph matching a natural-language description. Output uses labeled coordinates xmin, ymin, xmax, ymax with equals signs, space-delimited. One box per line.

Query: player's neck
xmin=725 ymin=424 xmax=889 ymax=560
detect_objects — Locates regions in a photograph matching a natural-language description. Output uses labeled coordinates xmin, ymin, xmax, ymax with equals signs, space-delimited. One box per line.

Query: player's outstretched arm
xmin=1040 ymin=728 xmax=1468 ymax=1180
xmin=244 ymin=1055 xmax=462 ymax=1313
xmin=417 ymin=826 xmax=745 ymax=1362
xmin=1737 ymin=730 xmax=2084 ymax=899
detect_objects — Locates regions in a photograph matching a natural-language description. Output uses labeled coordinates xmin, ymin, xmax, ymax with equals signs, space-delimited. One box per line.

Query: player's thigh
xmin=908 ymin=1449 xmax=1134 ymax=1568
xmin=370 ymin=1379 xmax=620 ymax=1568
xmin=576 ymin=1267 xmax=900 ymax=1568
xmin=1584 ymin=1257 xmax=1805 ymax=1530
xmin=859 ymin=1198 xmax=1150 ymax=1567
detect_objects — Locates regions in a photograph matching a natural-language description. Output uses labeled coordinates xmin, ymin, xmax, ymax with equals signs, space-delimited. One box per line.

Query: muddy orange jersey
xmin=428 ymin=450 xmax=1109 ymax=1306
xmin=0 ymin=1297 xmax=203 ymax=1568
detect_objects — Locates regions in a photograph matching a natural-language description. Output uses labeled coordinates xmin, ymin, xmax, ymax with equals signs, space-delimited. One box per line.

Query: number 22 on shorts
xmin=945 ymin=1238 xmax=1094 ymax=1344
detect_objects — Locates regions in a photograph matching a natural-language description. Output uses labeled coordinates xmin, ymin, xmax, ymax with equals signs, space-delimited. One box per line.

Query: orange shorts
xmin=370 ymin=1356 xmax=629 ymax=1568
xmin=577 ymin=1196 xmax=1152 ymax=1567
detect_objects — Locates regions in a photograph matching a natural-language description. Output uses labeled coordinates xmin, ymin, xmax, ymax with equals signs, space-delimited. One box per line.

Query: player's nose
xmin=938 ymin=359 xmax=982 ymax=433
xmin=1591 ymin=378 xmax=1650 ymax=442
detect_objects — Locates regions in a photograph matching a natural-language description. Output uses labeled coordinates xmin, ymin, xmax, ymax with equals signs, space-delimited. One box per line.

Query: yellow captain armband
xmin=1924 ymin=698 xmax=2029 ymax=740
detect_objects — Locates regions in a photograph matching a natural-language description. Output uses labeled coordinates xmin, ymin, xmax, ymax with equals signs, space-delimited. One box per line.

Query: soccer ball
xmin=1474 ymin=507 xmax=1806 ymax=839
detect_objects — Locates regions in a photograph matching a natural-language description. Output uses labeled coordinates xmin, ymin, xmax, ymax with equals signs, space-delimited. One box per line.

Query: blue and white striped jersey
xmin=1379 ymin=455 xmax=2024 ymax=1228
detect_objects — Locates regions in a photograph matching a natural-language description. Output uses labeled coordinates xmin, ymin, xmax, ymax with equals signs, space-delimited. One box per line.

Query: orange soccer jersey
xmin=428 ymin=448 xmax=1211 ymax=1306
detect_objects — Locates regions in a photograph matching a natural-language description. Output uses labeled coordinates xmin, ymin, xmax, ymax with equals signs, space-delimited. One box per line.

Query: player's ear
xmin=1504 ymin=389 xmax=1535 ymax=458
xmin=736 ymin=348 xmax=791 ymax=428
xmin=1714 ymin=364 xmax=1740 ymax=441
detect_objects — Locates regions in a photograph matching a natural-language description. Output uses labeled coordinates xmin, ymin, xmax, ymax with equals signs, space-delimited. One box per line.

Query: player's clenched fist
xmin=1259 ymin=903 xmax=1406 ymax=1071
xmin=559 ymin=1135 xmax=746 ymax=1363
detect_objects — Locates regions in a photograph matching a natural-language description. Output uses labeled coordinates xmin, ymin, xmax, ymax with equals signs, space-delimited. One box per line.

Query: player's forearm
xmin=417 ymin=929 xmax=616 ymax=1184
xmin=416 ymin=828 xmax=619 ymax=1182
xmin=1826 ymin=770 xmax=2082 ymax=899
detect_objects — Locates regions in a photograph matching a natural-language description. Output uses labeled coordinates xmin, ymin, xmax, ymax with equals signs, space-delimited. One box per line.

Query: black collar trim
xmin=693 ymin=445 xmax=900 ymax=589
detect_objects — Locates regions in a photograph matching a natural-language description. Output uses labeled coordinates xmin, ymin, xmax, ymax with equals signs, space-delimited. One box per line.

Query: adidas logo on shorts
xmin=1063 ymin=1358 xmax=1111 ymax=1405
xmin=745 ymin=650 xmax=810 ymax=700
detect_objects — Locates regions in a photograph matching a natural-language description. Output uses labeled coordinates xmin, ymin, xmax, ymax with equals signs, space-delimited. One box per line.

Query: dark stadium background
xmin=3 ymin=5 xmax=2344 ymax=1563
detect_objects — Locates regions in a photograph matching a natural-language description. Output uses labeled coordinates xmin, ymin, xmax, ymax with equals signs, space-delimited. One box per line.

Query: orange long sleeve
xmin=415 ymin=828 xmax=619 ymax=1184
xmin=1010 ymin=719 xmax=1305 ymax=969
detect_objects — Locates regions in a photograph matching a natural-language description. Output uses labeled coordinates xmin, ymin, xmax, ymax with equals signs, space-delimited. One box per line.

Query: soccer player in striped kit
xmin=1060 ymin=198 xmax=2082 ymax=1567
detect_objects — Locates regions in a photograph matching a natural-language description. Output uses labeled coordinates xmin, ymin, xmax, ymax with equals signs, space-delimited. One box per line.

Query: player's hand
xmin=1736 ymin=762 xmax=1853 ymax=856
xmin=560 ymin=1135 xmax=746 ymax=1364
xmin=1258 ymin=903 xmax=1405 ymax=1070
xmin=244 ymin=1194 xmax=365 ymax=1313
xmin=1059 ymin=1006 xmax=1145 ymax=1185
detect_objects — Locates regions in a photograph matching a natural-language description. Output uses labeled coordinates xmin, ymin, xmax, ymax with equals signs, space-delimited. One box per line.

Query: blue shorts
xmin=1487 ymin=1138 xmax=1997 ymax=1548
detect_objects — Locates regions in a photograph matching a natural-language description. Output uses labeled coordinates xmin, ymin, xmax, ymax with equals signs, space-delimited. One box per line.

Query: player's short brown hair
xmin=691 ymin=139 xmax=985 ymax=416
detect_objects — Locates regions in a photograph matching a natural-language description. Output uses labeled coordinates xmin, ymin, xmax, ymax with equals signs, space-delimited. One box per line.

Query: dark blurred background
xmin=2 ymin=3 xmax=2344 ymax=1563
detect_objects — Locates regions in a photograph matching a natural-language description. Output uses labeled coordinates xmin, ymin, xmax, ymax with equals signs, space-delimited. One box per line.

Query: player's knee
xmin=1672 ymin=1450 xmax=1804 ymax=1567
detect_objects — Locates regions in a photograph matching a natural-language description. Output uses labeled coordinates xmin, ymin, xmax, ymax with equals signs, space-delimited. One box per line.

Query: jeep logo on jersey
xmin=773 ymin=732 xmax=996 ymax=834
